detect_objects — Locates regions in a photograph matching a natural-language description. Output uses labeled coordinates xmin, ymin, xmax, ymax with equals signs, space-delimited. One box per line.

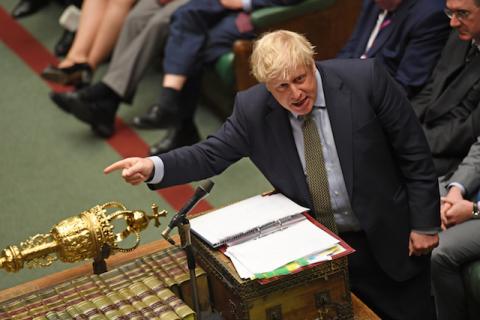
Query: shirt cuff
xmin=147 ymin=156 xmax=165 ymax=185
xmin=242 ymin=0 xmax=252 ymax=12
xmin=447 ymin=182 xmax=466 ymax=196
xmin=412 ymin=227 xmax=441 ymax=235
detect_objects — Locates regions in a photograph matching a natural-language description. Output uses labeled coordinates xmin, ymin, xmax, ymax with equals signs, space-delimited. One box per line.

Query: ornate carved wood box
xmin=192 ymin=235 xmax=353 ymax=320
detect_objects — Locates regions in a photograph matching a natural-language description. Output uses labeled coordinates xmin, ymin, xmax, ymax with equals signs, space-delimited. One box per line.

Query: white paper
xmin=224 ymin=219 xmax=339 ymax=275
xmin=190 ymin=193 xmax=310 ymax=247
xmin=227 ymin=252 xmax=255 ymax=279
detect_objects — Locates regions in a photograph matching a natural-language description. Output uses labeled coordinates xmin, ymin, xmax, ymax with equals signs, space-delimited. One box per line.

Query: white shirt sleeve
xmin=147 ymin=156 xmax=165 ymax=185
xmin=447 ymin=182 xmax=466 ymax=196
xmin=242 ymin=0 xmax=252 ymax=12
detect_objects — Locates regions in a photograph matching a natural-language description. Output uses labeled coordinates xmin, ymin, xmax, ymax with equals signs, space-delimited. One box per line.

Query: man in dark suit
xmin=411 ymin=2 xmax=480 ymax=180
xmin=53 ymin=0 xmax=303 ymax=151
xmin=414 ymin=0 xmax=480 ymax=318
xmin=433 ymin=139 xmax=480 ymax=320
xmin=104 ymin=30 xmax=440 ymax=319
xmin=337 ymin=0 xmax=449 ymax=98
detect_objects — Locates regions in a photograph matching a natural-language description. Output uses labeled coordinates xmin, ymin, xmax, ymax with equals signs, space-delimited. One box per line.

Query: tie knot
xmin=302 ymin=113 xmax=314 ymax=126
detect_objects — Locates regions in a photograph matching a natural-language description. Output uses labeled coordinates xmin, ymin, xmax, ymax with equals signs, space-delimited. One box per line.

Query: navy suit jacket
xmin=152 ymin=59 xmax=440 ymax=281
xmin=337 ymin=0 xmax=449 ymax=97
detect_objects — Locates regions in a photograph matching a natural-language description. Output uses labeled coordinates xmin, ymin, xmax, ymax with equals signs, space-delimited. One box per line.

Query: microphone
xmin=162 ymin=180 xmax=214 ymax=244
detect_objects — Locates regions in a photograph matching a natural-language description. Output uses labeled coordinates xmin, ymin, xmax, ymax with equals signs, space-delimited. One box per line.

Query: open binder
xmin=190 ymin=193 xmax=310 ymax=248
xmin=190 ymin=193 xmax=354 ymax=279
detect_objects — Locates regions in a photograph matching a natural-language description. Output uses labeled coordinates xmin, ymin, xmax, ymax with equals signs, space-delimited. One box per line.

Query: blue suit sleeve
xmin=150 ymin=94 xmax=252 ymax=189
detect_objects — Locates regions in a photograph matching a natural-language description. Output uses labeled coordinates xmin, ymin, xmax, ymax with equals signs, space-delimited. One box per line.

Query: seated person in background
xmin=411 ymin=0 xmax=480 ymax=179
xmin=11 ymin=0 xmax=83 ymax=55
xmin=337 ymin=0 xmax=449 ymax=98
xmin=104 ymin=30 xmax=440 ymax=320
xmin=56 ymin=0 xmax=303 ymax=154
xmin=49 ymin=0 xmax=189 ymax=138
xmin=432 ymin=137 xmax=480 ymax=320
xmin=40 ymin=0 xmax=136 ymax=88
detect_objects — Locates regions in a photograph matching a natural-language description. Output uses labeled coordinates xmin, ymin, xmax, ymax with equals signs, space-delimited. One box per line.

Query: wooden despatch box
xmin=192 ymin=234 xmax=353 ymax=320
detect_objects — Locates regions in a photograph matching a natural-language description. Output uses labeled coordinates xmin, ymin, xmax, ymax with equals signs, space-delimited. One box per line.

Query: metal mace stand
xmin=92 ymin=244 xmax=111 ymax=274
xmin=178 ymin=219 xmax=202 ymax=320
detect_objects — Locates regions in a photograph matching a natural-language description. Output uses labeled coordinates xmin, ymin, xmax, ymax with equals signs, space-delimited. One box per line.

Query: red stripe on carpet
xmin=0 ymin=8 xmax=70 ymax=93
xmin=0 ymin=7 xmax=213 ymax=213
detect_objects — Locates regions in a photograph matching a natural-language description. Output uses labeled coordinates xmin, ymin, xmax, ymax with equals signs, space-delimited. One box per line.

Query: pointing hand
xmin=104 ymin=157 xmax=154 ymax=185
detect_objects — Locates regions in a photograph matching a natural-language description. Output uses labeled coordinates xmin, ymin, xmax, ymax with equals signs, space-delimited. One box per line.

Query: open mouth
xmin=292 ymin=96 xmax=308 ymax=108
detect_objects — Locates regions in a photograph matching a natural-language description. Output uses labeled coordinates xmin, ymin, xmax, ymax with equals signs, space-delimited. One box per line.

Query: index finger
xmin=440 ymin=201 xmax=451 ymax=216
xmin=440 ymin=197 xmax=453 ymax=206
xmin=104 ymin=159 xmax=134 ymax=174
xmin=440 ymin=197 xmax=453 ymax=204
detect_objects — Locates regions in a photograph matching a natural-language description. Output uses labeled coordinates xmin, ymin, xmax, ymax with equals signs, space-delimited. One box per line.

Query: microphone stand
xmin=178 ymin=217 xmax=202 ymax=320
xmin=162 ymin=180 xmax=214 ymax=320
xmin=92 ymin=244 xmax=111 ymax=274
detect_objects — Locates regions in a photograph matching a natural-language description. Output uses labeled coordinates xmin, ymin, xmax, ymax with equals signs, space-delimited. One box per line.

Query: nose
xmin=291 ymin=84 xmax=302 ymax=99
xmin=449 ymin=15 xmax=461 ymax=28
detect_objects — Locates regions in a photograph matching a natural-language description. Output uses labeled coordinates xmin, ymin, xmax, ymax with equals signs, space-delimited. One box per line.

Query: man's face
xmin=266 ymin=65 xmax=317 ymax=116
xmin=446 ymin=0 xmax=480 ymax=42
xmin=375 ymin=0 xmax=402 ymax=11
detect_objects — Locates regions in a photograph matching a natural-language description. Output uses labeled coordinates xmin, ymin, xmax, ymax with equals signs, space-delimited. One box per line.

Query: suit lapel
xmin=265 ymin=96 xmax=311 ymax=202
xmin=425 ymin=39 xmax=480 ymax=122
xmin=429 ymin=35 xmax=469 ymax=101
xmin=318 ymin=63 xmax=354 ymax=199
xmin=367 ymin=0 xmax=413 ymax=57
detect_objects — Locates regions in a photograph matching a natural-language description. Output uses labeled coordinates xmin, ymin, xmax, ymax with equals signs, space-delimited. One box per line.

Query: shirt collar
xmin=314 ymin=68 xmax=326 ymax=108
xmin=472 ymin=40 xmax=480 ymax=51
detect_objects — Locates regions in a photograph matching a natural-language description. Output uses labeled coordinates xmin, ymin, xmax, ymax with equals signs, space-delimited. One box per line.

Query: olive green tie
xmin=302 ymin=113 xmax=338 ymax=234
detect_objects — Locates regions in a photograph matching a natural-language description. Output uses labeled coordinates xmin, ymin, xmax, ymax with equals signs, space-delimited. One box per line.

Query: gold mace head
xmin=0 ymin=202 xmax=167 ymax=272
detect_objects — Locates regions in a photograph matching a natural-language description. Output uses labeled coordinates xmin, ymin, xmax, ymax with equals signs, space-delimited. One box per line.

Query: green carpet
xmin=0 ymin=0 xmax=271 ymax=291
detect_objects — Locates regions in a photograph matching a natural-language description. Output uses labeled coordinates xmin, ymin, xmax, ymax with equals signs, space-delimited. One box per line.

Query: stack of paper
xmin=224 ymin=218 xmax=340 ymax=279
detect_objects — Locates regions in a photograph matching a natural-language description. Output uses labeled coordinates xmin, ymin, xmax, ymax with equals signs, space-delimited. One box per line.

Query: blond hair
xmin=250 ymin=30 xmax=316 ymax=83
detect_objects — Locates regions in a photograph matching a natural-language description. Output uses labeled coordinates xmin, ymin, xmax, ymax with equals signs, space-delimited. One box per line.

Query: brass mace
xmin=0 ymin=202 xmax=167 ymax=272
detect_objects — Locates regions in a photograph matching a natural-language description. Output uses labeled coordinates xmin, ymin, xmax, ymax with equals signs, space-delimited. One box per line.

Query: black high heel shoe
xmin=11 ymin=0 xmax=49 ymax=19
xmin=54 ymin=30 xmax=76 ymax=57
xmin=41 ymin=63 xmax=92 ymax=88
